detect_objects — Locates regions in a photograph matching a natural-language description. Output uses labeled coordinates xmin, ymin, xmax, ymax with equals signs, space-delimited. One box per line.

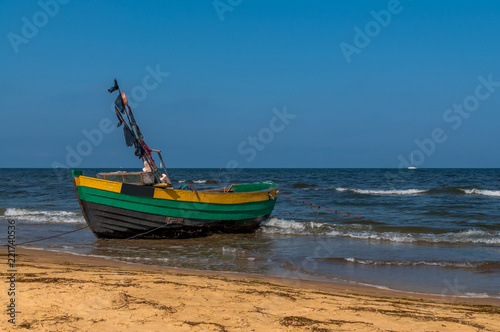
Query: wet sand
xmin=2 ymin=248 xmax=499 ymax=331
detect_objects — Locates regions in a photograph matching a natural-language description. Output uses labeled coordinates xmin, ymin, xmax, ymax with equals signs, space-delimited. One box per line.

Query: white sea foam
xmin=460 ymin=188 xmax=500 ymax=197
xmin=3 ymin=208 xmax=84 ymax=223
xmin=438 ymin=229 xmax=500 ymax=245
xmin=261 ymin=218 xmax=500 ymax=244
xmin=260 ymin=217 xmax=331 ymax=235
xmin=339 ymin=231 xmax=416 ymax=243
xmin=356 ymin=229 xmax=500 ymax=245
xmin=462 ymin=293 xmax=494 ymax=298
xmin=222 ymin=246 xmax=245 ymax=254
xmin=338 ymin=229 xmax=500 ymax=245
xmin=340 ymin=258 xmax=480 ymax=268
xmin=311 ymin=187 xmax=428 ymax=195
xmin=349 ymin=188 xmax=427 ymax=195
xmin=261 ymin=218 xmax=307 ymax=234
xmin=193 ymin=180 xmax=207 ymax=184
xmin=121 ymin=257 xmax=153 ymax=261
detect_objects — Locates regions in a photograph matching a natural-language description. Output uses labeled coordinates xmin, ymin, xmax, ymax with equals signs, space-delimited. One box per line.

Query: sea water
xmin=1 ymin=168 xmax=499 ymax=298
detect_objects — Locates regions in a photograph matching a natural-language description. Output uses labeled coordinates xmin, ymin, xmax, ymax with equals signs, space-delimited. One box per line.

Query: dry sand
xmin=1 ymin=248 xmax=499 ymax=331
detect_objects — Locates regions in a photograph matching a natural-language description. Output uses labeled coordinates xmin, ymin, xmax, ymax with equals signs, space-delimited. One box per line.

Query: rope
xmin=15 ymin=225 xmax=90 ymax=246
xmin=13 ymin=223 xmax=170 ymax=244
xmin=123 ymin=223 xmax=170 ymax=240
xmin=277 ymin=192 xmax=364 ymax=218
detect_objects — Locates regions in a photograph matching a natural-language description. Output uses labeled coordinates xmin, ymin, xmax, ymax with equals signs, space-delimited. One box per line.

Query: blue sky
xmin=1 ymin=0 xmax=500 ymax=168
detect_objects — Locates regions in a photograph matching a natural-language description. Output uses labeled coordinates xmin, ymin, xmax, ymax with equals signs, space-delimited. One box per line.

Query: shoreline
xmin=2 ymin=248 xmax=499 ymax=331
xmin=20 ymin=246 xmax=500 ymax=304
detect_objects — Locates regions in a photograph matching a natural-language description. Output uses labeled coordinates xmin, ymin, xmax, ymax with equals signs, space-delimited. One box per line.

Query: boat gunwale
xmin=73 ymin=173 xmax=278 ymax=205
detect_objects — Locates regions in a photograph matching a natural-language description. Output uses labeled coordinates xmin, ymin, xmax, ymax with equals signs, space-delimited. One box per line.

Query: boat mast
xmin=109 ymin=79 xmax=171 ymax=184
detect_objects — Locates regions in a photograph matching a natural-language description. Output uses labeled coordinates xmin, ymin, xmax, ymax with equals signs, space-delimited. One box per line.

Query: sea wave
xmin=1 ymin=207 xmax=84 ymax=223
xmin=261 ymin=218 xmax=500 ymax=245
xmin=314 ymin=187 xmax=500 ymax=197
xmin=317 ymin=257 xmax=500 ymax=271
xmin=261 ymin=218 xmax=331 ymax=235
xmin=339 ymin=188 xmax=428 ymax=195
xmin=336 ymin=229 xmax=500 ymax=245
xmin=305 ymin=187 xmax=428 ymax=195
xmin=306 ymin=186 xmax=500 ymax=197
xmin=460 ymin=188 xmax=500 ymax=197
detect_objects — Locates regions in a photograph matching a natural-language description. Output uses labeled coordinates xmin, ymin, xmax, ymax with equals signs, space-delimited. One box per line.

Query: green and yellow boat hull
xmin=72 ymin=170 xmax=278 ymax=239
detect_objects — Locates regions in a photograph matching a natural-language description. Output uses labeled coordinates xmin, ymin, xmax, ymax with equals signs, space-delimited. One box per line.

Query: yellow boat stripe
xmin=152 ymin=187 xmax=274 ymax=204
xmin=74 ymin=176 xmax=122 ymax=193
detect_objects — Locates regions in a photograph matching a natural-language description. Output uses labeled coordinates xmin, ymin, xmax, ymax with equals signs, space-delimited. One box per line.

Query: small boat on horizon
xmin=72 ymin=79 xmax=278 ymax=239
xmin=408 ymin=153 xmax=418 ymax=170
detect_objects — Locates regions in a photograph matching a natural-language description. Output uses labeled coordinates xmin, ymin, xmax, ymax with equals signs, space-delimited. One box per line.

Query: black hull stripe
xmin=120 ymin=183 xmax=156 ymax=197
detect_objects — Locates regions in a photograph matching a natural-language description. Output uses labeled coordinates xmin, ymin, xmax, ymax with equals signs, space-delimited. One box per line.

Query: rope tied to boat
xmin=277 ymin=192 xmax=364 ymax=218
xmin=179 ymin=184 xmax=200 ymax=200
xmin=14 ymin=225 xmax=90 ymax=246
xmin=123 ymin=224 xmax=171 ymax=240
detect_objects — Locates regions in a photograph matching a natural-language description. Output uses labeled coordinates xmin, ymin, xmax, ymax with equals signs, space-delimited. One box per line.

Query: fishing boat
xmin=72 ymin=79 xmax=278 ymax=239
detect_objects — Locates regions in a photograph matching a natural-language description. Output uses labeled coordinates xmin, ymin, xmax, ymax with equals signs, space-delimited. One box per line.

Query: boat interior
xmin=96 ymin=171 xmax=276 ymax=194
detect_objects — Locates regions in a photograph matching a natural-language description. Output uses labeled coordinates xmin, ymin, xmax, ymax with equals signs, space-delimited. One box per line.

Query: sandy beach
xmin=0 ymin=248 xmax=498 ymax=331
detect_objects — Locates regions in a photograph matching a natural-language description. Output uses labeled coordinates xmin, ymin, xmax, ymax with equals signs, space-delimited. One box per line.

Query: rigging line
xmin=119 ymin=91 xmax=161 ymax=182
xmin=14 ymin=226 xmax=90 ymax=246
xmin=277 ymin=192 xmax=364 ymax=218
